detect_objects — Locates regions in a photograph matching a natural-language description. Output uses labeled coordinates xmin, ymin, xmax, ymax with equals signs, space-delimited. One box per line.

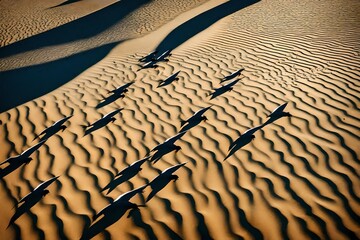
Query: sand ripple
xmin=1 ymin=0 xmax=359 ymax=239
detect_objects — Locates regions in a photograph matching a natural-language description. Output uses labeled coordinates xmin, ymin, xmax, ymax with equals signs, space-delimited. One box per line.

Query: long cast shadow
xmin=155 ymin=0 xmax=260 ymax=52
xmin=84 ymin=120 xmax=114 ymax=136
xmin=102 ymin=172 xmax=138 ymax=195
xmin=209 ymin=79 xmax=240 ymax=100
xmin=179 ymin=118 xmax=203 ymax=132
xmin=96 ymin=93 xmax=125 ymax=109
xmin=49 ymin=0 xmax=83 ymax=9
xmin=209 ymin=87 xmax=230 ymax=100
xmin=0 ymin=0 xmax=150 ymax=58
xmin=150 ymin=146 xmax=179 ymax=164
xmin=81 ymin=208 xmax=141 ymax=240
xmin=146 ymin=178 xmax=173 ymax=202
xmin=0 ymin=42 xmax=118 ymax=113
xmin=7 ymin=193 xmax=44 ymax=228
xmin=0 ymin=140 xmax=46 ymax=179
xmin=261 ymin=115 xmax=291 ymax=127
xmin=224 ymin=126 xmax=262 ymax=161
xmin=0 ymin=160 xmax=27 ymax=180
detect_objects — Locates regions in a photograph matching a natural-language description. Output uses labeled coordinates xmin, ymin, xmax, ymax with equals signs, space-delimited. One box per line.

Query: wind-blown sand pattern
xmin=0 ymin=0 xmax=359 ymax=239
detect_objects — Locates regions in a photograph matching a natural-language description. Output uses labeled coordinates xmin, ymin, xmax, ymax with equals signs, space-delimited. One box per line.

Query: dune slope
xmin=0 ymin=0 xmax=359 ymax=239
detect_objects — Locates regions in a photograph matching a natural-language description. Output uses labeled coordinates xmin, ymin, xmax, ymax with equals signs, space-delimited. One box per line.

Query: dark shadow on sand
xmin=0 ymin=42 xmax=118 ymax=113
xmin=0 ymin=0 xmax=150 ymax=58
xmin=179 ymin=118 xmax=203 ymax=132
xmin=96 ymin=93 xmax=125 ymax=109
xmin=146 ymin=178 xmax=173 ymax=202
xmin=49 ymin=0 xmax=83 ymax=9
xmin=150 ymin=146 xmax=178 ymax=164
xmin=0 ymin=161 xmax=28 ymax=180
xmin=209 ymin=86 xmax=233 ymax=100
xmin=157 ymin=78 xmax=178 ymax=88
xmin=261 ymin=115 xmax=291 ymax=128
xmin=209 ymin=79 xmax=240 ymax=100
xmin=81 ymin=208 xmax=141 ymax=240
xmin=102 ymin=173 xmax=137 ymax=195
xmin=7 ymin=193 xmax=44 ymax=228
xmin=155 ymin=0 xmax=260 ymax=52
xmin=84 ymin=121 xmax=114 ymax=136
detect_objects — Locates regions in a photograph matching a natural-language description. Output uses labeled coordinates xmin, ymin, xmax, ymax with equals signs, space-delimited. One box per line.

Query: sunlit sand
xmin=1 ymin=0 xmax=359 ymax=239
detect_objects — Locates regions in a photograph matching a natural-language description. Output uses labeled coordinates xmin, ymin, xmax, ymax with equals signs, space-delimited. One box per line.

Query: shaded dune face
xmin=0 ymin=0 xmax=209 ymax=112
xmin=0 ymin=0 xmax=360 ymax=240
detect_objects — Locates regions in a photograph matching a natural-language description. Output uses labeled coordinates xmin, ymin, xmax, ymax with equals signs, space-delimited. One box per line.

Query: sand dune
xmin=0 ymin=0 xmax=359 ymax=239
xmin=0 ymin=0 xmax=118 ymax=48
xmin=0 ymin=0 xmax=208 ymax=112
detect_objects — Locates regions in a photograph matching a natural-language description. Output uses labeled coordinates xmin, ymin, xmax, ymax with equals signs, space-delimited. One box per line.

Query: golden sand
xmin=0 ymin=0 xmax=359 ymax=239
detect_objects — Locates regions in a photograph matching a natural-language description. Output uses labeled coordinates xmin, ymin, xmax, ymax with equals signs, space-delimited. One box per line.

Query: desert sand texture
xmin=0 ymin=0 xmax=359 ymax=239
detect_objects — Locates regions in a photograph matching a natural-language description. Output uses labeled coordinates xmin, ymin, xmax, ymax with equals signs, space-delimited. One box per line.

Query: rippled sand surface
xmin=0 ymin=0 xmax=359 ymax=239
